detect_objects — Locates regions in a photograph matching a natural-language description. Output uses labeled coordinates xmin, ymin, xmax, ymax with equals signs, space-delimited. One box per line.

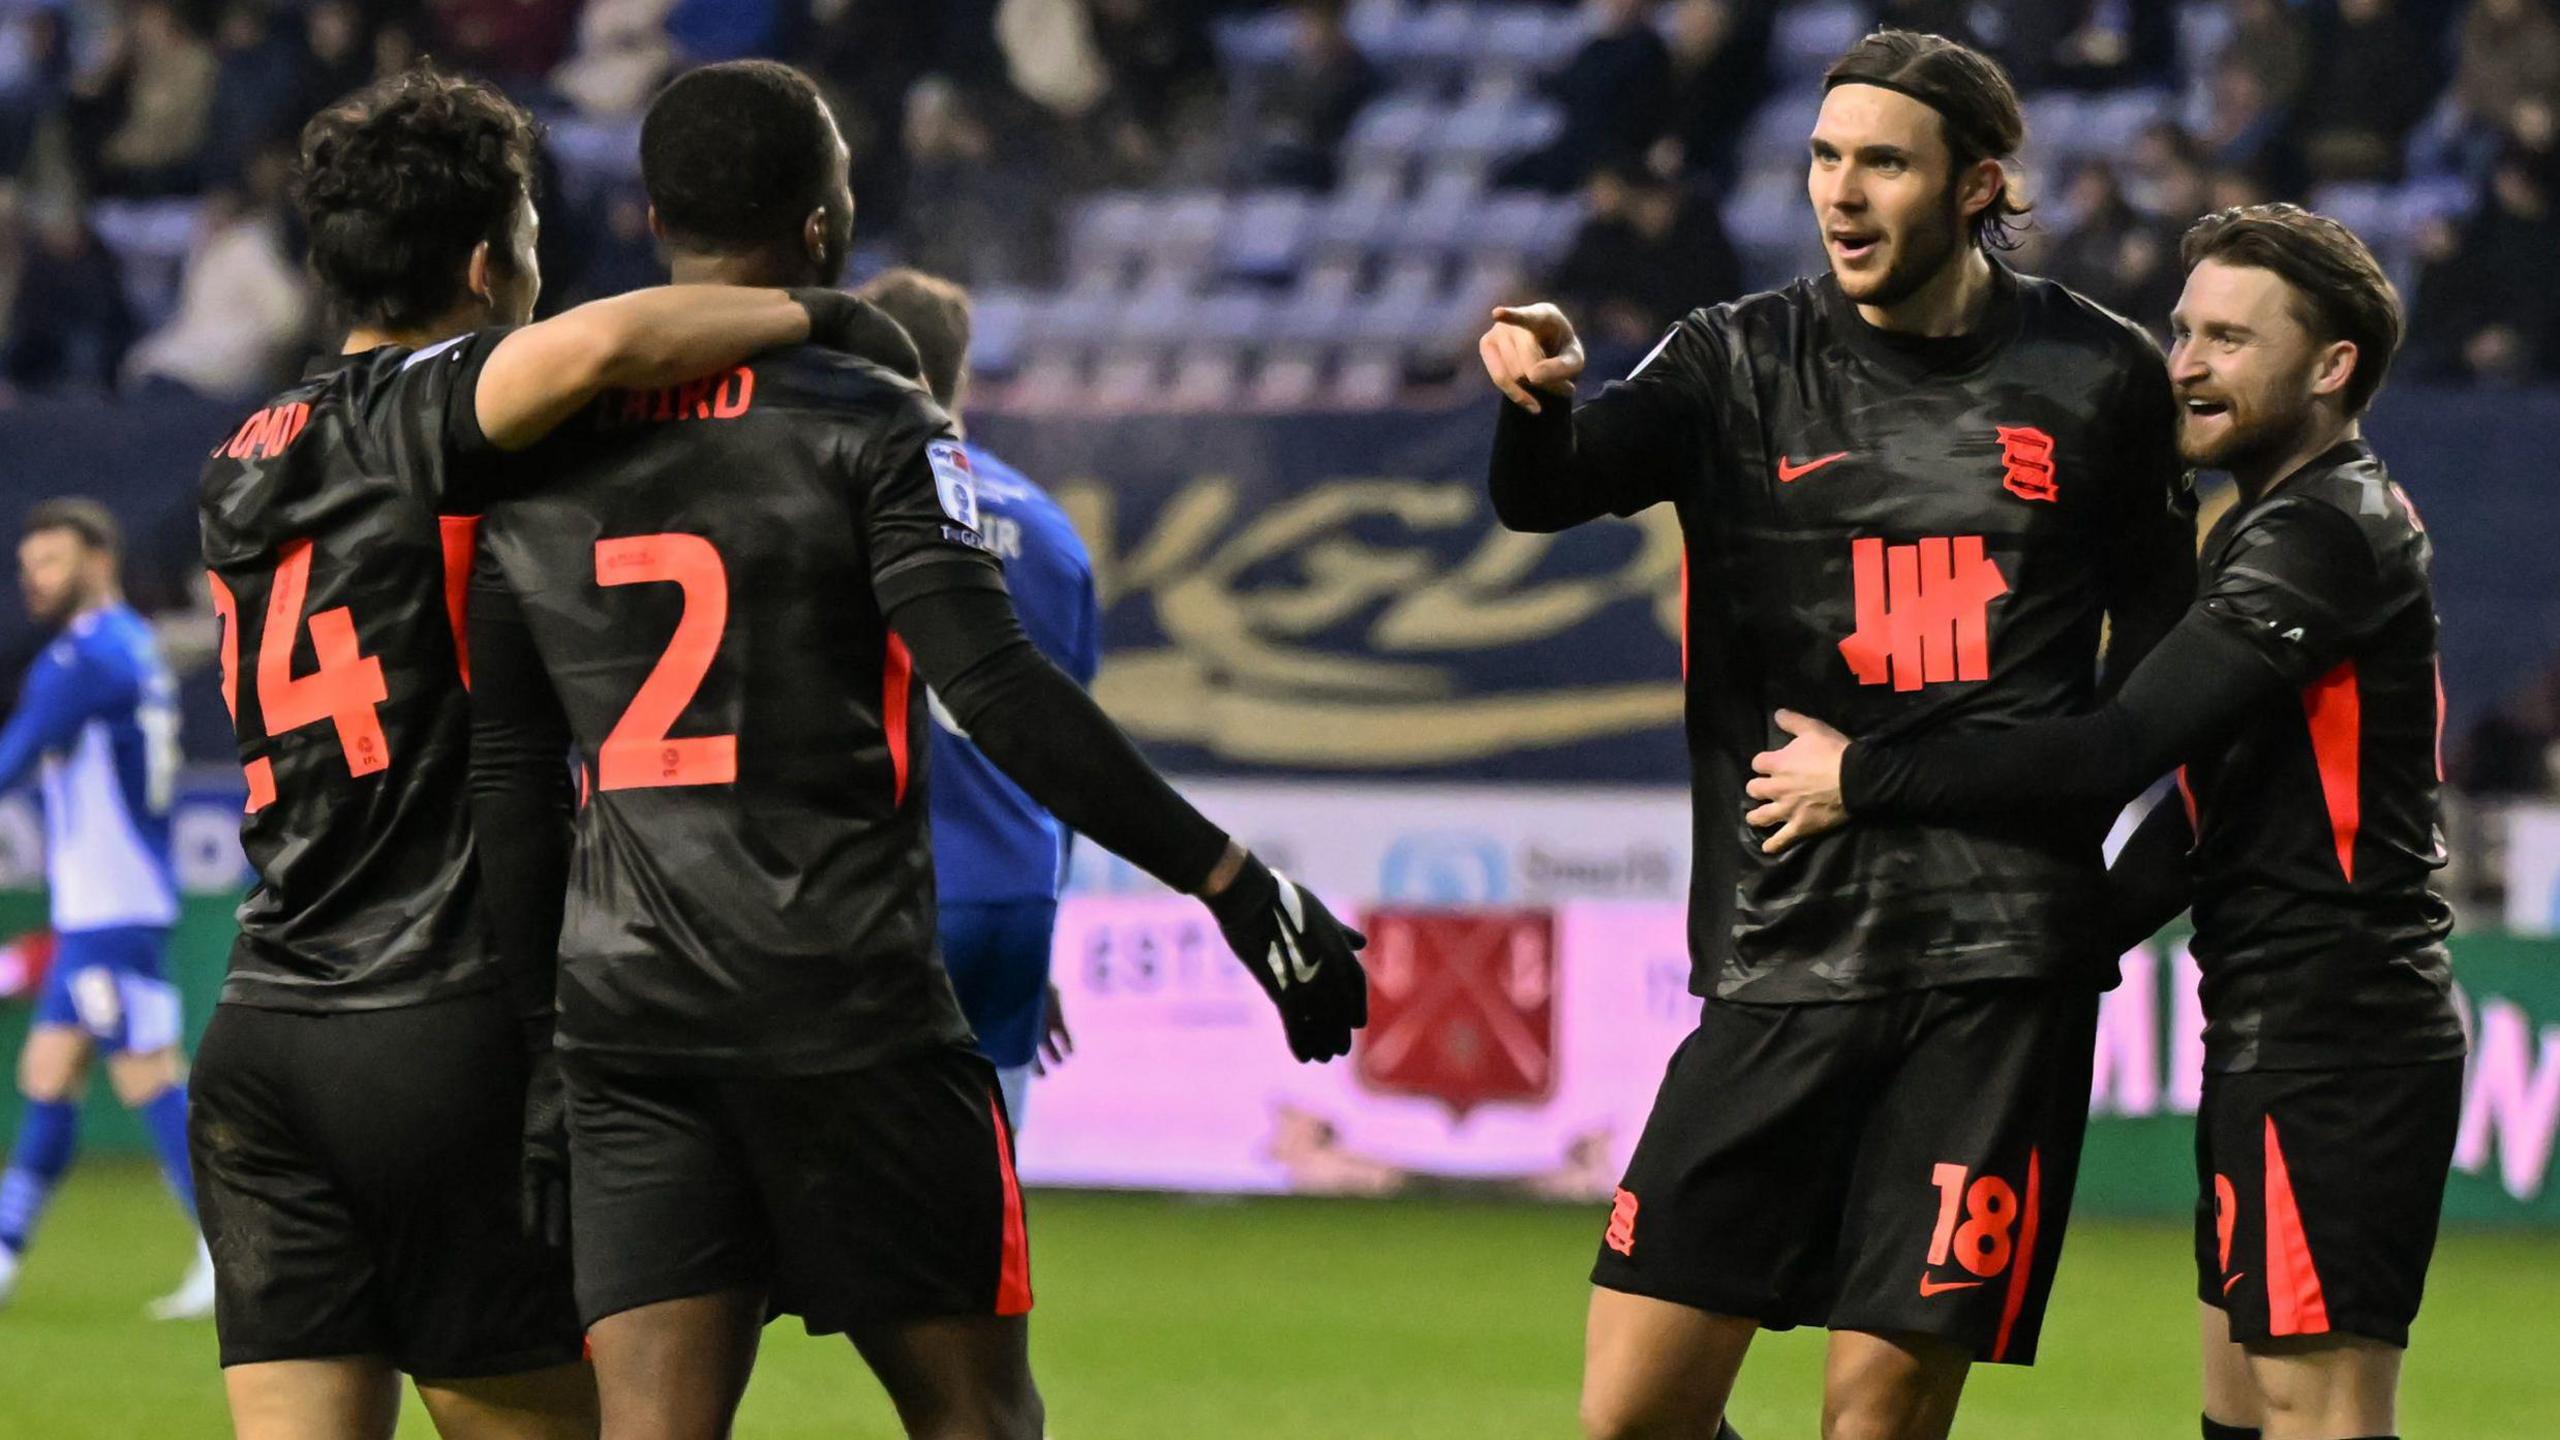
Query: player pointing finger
xmin=1478 ymin=303 xmax=1586 ymax=414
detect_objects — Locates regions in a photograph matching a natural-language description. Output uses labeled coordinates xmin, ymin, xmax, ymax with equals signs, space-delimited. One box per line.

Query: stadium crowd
xmin=0 ymin=0 xmax=2555 ymax=407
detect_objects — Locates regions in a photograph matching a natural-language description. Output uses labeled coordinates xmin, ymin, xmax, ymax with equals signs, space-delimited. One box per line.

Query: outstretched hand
xmin=1746 ymin=709 xmax=1853 ymax=855
xmin=1477 ymin=303 xmax=1586 ymax=415
xmin=1206 ymin=855 xmax=1370 ymax=1064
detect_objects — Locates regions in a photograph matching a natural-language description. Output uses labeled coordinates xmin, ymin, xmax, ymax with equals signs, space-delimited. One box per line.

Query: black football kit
xmin=1846 ymin=438 xmax=2463 ymax=1346
xmin=1490 ymin=263 xmax=2194 ymax=1362
xmin=192 ymin=334 xmax=579 ymax=1377
xmin=465 ymin=344 xmax=1326 ymax=1331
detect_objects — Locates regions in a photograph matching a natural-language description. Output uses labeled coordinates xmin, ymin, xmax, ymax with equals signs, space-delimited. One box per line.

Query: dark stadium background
xmin=1 ymin=1 xmax=2557 ymax=1436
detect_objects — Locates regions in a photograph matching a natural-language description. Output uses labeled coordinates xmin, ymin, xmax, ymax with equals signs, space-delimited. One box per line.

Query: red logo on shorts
xmin=1605 ymin=1187 xmax=1639 ymax=1256
xmin=1995 ymin=425 xmax=2058 ymax=503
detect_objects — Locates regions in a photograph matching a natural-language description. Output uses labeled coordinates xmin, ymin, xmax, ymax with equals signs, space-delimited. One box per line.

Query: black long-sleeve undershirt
xmin=1840 ymin=609 xmax=2288 ymax=826
xmin=1489 ymin=396 xmax=1610 ymax=533
xmin=464 ymin=570 xmax=576 ymax=1034
xmin=883 ymin=584 xmax=1231 ymax=894
xmin=1486 ymin=372 xmax=1701 ymax=533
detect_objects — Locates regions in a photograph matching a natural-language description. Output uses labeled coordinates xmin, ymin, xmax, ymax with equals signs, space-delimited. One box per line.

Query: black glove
xmin=790 ymin=289 xmax=923 ymax=381
xmin=519 ymin=1037 xmax=570 ymax=1249
xmin=1204 ymin=855 xmax=1370 ymax=1063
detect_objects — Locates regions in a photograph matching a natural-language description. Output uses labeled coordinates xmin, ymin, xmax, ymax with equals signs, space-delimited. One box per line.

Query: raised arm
xmin=1481 ymin=304 xmax=1712 ymax=533
xmin=473 ymin=287 xmax=914 ymax=452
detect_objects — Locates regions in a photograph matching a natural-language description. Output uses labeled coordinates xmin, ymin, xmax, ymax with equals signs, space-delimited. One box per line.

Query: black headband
xmin=1823 ymin=73 xmax=2006 ymax=160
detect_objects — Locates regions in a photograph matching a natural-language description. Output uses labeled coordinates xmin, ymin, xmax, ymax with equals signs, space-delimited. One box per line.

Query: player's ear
xmin=802 ymin=207 xmax=829 ymax=268
xmin=465 ymin=241 xmax=493 ymax=308
xmin=2310 ymin=338 xmax=2359 ymax=402
xmin=646 ymin=205 xmax=667 ymax=244
xmin=1960 ymin=158 xmax=2003 ymax=224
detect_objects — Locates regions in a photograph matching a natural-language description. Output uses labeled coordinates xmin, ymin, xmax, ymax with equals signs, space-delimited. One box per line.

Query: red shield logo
xmin=1355 ymin=909 xmax=1559 ymax=1119
xmin=1995 ymin=424 xmax=2058 ymax=503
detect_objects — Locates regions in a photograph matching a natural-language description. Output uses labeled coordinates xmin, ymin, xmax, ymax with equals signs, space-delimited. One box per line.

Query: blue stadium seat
xmin=965 ymin=288 xmax=1036 ymax=381
xmin=1065 ymin=192 xmax=1158 ymax=287
xmin=1772 ymin=1 xmax=1867 ymax=85
xmin=1217 ymin=190 xmax=1319 ymax=284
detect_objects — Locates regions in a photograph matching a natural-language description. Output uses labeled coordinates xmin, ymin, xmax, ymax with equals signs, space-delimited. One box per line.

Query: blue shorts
xmin=937 ymin=900 xmax=1057 ymax=1070
xmin=32 ymin=925 xmax=180 ymax=1055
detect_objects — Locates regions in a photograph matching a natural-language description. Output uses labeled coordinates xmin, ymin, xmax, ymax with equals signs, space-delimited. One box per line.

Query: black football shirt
xmin=197 ymin=333 xmax=507 ymax=1011
xmin=473 ymin=347 xmax=996 ymax=1074
xmin=1497 ymin=265 xmax=2195 ymax=1000
xmin=2181 ymin=439 xmax=2462 ymax=1071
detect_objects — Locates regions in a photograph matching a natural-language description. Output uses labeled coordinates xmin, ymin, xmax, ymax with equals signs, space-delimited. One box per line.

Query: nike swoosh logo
xmin=1272 ymin=870 xmax=1322 ymax=984
xmin=1777 ymin=451 xmax=1850 ymax=482
xmin=1918 ymin=1275 xmax=1986 ymax=1297
xmin=2223 ymin=1271 xmax=2246 ymax=1295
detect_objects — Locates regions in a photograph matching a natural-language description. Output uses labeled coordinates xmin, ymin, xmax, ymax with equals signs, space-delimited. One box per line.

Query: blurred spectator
xmin=2221 ymin=0 xmax=2311 ymax=113
xmin=2045 ymin=160 xmax=2182 ymax=333
xmin=68 ymin=0 xmax=218 ymax=197
xmin=1087 ymin=0 xmax=1223 ymax=186
xmin=901 ymin=77 xmax=1051 ymax=288
xmin=2204 ymin=165 xmax=2271 ymax=213
xmin=998 ymin=0 xmax=1108 ymax=118
xmin=0 ymin=201 xmax=135 ymax=397
xmin=2031 ymin=0 xmax=2179 ymax=91
xmin=2412 ymin=0 xmax=2560 ymax=183
xmin=1652 ymin=0 xmax=1774 ymax=189
xmin=292 ymin=0 xmax=375 ymax=116
xmin=370 ymin=16 xmax=419 ymax=87
xmin=202 ymin=1 xmax=304 ymax=188
xmin=425 ymin=0 xmax=574 ymax=87
xmin=2196 ymin=54 xmax=2290 ymax=187
xmin=1502 ymin=0 xmax=1673 ymax=194
xmin=802 ymin=0 xmax=967 ymax=239
xmin=1241 ymin=0 xmax=1376 ymax=191
xmin=0 ymin=5 xmax=68 ymax=179
xmin=2297 ymin=0 xmax=2438 ymax=183
xmin=1864 ymin=1 xmax=1985 ymax=53
xmin=551 ymin=0 xmax=677 ymax=118
xmin=667 ymin=0 xmax=785 ymax=64
xmin=2451 ymin=0 xmax=2560 ymax=145
xmin=2406 ymin=144 xmax=2560 ymax=383
xmin=122 ymin=146 xmax=307 ymax=399
xmin=1551 ymin=167 xmax=1740 ymax=365
xmin=2125 ymin=119 xmax=2209 ymax=223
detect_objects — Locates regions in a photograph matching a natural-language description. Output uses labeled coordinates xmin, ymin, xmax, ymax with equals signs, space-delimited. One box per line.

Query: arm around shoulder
xmin=473 ymin=286 xmax=815 ymax=452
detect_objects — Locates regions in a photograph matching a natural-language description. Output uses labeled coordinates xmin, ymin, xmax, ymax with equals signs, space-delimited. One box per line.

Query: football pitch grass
xmin=4 ymin=1163 xmax=2554 ymax=1438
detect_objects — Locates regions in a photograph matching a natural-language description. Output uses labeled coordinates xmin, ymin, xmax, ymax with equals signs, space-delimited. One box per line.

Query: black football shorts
xmin=2194 ymin=1059 xmax=2462 ymax=1348
xmin=189 ymin=991 xmax=584 ymax=1379
xmin=564 ymin=1042 xmax=1031 ymax=1334
xmin=1592 ymin=979 xmax=2099 ymax=1365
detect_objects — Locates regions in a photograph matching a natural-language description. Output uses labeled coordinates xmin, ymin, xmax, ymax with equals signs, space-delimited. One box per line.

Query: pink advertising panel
xmin=1013 ymin=898 xmax=1704 ymax=1198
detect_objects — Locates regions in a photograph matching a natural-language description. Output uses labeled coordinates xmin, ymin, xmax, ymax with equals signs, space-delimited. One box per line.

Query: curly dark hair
xmin=295 ymin=65 xmax=540 ymax=331
xmin=642 ymin=60 xmax=839 ymax=253
xmin=1825 ymin=29 xmax=2032 ymax=251
xmin=2181 ymin=204 xmax=2405 ymax=415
